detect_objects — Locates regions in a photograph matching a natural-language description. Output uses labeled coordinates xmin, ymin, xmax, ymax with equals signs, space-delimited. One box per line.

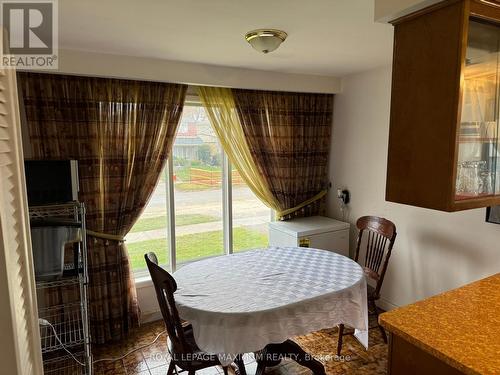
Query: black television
xmin=24 ymin=160 xmax=79 ymax=206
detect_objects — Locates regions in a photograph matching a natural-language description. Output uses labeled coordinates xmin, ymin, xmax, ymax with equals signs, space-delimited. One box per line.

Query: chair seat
xmin=169 ymin=324 xmax=221 ymax=369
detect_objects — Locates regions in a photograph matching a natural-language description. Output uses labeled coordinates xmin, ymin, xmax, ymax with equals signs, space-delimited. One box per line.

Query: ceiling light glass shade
xmin=245 ymin=29 xmax=287 ymax=54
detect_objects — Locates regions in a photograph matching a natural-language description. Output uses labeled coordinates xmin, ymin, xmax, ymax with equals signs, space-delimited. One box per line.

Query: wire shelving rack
xmin=30 ymin=202 xmax=92 ymax=375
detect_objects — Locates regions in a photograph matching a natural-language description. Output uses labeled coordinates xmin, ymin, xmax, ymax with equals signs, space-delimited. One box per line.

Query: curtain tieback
xmin=86 ymin=229 xmax=125 ymax=242
xmin=277 ymin=189 xmax=328 ymax=219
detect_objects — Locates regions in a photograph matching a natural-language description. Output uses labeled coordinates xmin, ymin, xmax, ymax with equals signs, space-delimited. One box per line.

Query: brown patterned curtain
xmin=19 ymin=72 xmax=187 ymax=343
xmin=232 ymin=89 xmax=333 ymax=219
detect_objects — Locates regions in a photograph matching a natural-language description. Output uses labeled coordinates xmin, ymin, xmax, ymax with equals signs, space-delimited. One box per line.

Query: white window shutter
xmin=0 ymin=28 xmax=44 ymax=375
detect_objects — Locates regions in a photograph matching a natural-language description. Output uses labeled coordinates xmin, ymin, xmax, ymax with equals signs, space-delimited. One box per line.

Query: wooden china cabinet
xmin=386 ymin=0 xmax=500 ymax=211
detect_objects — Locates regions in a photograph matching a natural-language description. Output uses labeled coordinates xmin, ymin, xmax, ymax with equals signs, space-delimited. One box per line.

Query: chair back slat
xmin=354 ymin=216 xmax=397 ymax=297
xmin=145 ymin=252 xmax=191 ymax=355
xmin=365 ymin=233 xmax=387 ymax=273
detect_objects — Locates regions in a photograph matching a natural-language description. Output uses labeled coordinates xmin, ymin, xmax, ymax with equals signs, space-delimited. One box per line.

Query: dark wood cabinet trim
xmin=449 ymin=0 xmax=471 ymax=210
xmin=470 ymin=0 xmax=500 ymax=22
xmin=390 ymin=0 xmax=462 ymax=26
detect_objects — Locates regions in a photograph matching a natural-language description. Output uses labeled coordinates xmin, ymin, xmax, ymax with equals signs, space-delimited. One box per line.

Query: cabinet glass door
xmin=456 ymin=20 xmax=500 ymax=200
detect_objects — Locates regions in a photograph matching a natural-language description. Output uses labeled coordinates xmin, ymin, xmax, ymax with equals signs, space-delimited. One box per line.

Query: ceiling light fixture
xmin=245 ymin=29 xmax=287 ymax=54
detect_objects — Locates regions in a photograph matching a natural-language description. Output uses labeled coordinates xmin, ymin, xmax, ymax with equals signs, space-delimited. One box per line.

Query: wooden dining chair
xmin=337 ymin=216 xmax=397 ymax=355
xmin=145 ymin=252 xmax=239 ymax=375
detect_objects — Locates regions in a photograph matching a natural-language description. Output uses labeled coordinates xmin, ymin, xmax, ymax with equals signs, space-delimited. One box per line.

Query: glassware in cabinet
xmin=456 ymin=20 xmax=500 ymax=201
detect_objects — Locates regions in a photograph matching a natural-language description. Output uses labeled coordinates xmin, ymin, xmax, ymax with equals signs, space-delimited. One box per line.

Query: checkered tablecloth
xmin=173 ymin=247 xmax=368 ymax=363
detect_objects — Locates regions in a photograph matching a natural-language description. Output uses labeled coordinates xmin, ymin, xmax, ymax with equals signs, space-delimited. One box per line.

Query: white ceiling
xmin=59 ymin=0 xmax=394 ymax=77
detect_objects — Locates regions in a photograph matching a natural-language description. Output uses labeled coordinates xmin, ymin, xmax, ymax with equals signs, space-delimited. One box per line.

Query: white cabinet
xmin=269 ymin=216 xmax=350 ymax=257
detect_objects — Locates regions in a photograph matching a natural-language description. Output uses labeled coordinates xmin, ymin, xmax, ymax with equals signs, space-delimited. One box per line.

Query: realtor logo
xmin=1 ymin=0 xmax=58 ymax=69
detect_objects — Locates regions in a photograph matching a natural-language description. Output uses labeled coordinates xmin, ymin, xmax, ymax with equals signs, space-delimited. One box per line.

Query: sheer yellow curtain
xmin=197 ymin=86 xmax=282 ymax=214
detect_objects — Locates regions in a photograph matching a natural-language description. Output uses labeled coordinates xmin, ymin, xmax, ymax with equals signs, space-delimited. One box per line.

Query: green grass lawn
xmin=174 ymin=183 xmax=215 ymax=192
xmin=130 ymin=214 xmax=218 ymax=233
xmin=128 ymin=227 xmax=268 ymax=271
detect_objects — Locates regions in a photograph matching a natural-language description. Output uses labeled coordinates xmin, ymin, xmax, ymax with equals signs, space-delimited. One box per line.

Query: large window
xmin=127 ymin=104 xmax=271 ymax=275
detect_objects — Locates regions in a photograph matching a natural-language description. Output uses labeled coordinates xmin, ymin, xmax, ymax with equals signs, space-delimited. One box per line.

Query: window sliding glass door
xmin=127 ymin=104 xmax=270 ymax=276
xmin=173 ymin=106 xmax=224 ymax=265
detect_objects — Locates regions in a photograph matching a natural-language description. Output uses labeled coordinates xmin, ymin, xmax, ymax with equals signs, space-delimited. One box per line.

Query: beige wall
xmin=43 ymin=49 xmax=341 ymax=94
xmin=327 ymin=66 xmax=500 ymax=310
xmin=374 ymin=0 xmax=442 ymax=22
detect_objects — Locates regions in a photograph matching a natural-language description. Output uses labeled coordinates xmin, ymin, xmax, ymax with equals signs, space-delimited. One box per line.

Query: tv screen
xmin=24 ymin=160 xmax=78 ymax=206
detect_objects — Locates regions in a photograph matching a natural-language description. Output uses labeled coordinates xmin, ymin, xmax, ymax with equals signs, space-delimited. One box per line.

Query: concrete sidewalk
xmin=126 ymin=215 xmax=269 ymax=243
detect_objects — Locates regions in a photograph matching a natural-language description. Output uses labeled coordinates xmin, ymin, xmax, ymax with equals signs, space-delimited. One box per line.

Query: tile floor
xmin=93 ymin=316 xmax=387 ymax=375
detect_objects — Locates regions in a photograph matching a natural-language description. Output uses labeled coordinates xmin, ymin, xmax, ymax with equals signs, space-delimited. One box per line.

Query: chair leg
xmin=235 ymin=354 xmax=247 ymax=375
xmin=255 ymin=360 xmax=266 ymax=375
xmin=167 ymin=361 xmax=176 ymax=375
xmin=337 ymin=324 xmax=345 ymax=356
xmin=373 ymin=302 xmax=388 ymax=343
xmin=279 ymin=340 xmax=325 ymax=375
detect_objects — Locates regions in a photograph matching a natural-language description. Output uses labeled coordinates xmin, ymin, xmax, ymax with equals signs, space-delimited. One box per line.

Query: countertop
xmin=379 ymin=273 xmax=500 ymax=375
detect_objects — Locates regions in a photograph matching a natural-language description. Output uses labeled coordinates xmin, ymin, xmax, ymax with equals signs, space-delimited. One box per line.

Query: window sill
xmin=134 ymin=274 xmax=153 ymax=288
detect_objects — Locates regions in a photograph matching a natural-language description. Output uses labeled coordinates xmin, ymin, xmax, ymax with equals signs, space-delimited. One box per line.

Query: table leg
xmin=258 ymin=339 xmax=326 ymax=375
xmin=234 ymin=354 xmax=247 ymax=375
xmin=255 ymin=360 xmax=267 ymax=375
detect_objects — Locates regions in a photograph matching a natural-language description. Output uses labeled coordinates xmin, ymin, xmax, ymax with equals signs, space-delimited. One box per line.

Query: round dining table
xmin=173 ymin=246 xmax=368 ymax=374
